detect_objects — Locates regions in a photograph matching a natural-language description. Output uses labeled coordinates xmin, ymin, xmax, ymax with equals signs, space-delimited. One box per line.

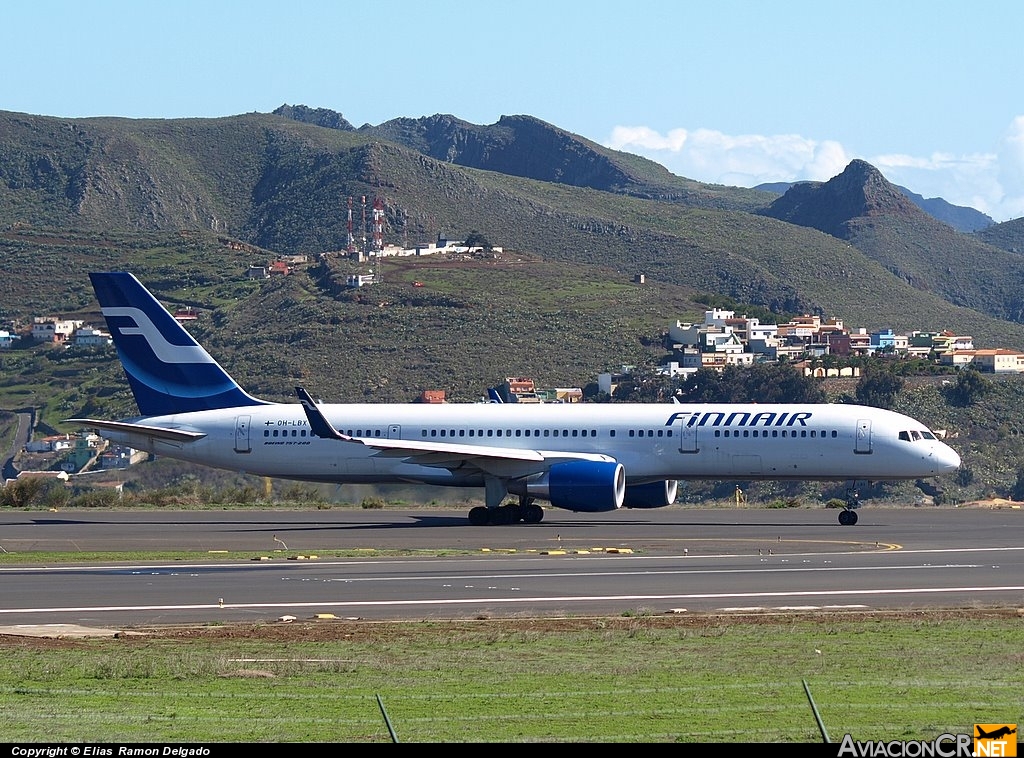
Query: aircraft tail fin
xmin=487 ymin=387 xmax=504 ymax=403
xmin=90 ymin=272 xmax=269 ymax=416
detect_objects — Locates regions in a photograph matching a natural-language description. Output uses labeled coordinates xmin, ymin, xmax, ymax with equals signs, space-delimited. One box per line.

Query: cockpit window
xmin=921 ymin=431 xmax=937 ymax=440
xmin=899 ymin=431 xmax=911 ymax=441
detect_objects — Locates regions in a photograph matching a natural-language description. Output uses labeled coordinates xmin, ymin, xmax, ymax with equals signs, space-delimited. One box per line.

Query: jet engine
xmin=508 ymin=460 xmax=625 ymax=512
xmin=622 ymin=479 xmax=679 ymax=508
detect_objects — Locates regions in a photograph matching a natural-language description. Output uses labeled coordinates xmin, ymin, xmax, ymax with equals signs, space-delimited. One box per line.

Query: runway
xmin=0 ymin=505 xmax=1022 ymax=628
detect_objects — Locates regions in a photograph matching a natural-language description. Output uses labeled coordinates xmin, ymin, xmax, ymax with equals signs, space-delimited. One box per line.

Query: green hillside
xmin=3 ymin=108 xmax=1024 ymax=505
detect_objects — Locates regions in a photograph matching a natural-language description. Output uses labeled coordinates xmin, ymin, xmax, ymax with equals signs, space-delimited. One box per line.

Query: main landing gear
xmin=468 ymin=496 xmax=545 ymax=526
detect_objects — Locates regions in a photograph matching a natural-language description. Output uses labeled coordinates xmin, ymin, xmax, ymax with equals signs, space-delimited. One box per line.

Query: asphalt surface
xmin=0 ymin=505 xmax=1022 ymax=629
xmin=1 ymin=410 xmax=32 ymax=483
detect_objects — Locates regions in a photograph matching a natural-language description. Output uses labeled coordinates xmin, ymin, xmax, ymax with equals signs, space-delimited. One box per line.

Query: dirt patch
xmin=3 ymin=607 xmax=1020 ymax=649
xmin=958 ymin=498 xmax=1022 ymax=508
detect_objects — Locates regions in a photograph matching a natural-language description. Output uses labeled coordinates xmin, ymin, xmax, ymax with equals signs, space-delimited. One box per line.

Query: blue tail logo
xmin=90 ymin=272 xmax=269 ymax=416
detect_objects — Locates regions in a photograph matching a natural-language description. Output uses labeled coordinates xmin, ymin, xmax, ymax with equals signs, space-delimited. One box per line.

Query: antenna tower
xmin=372 ymin=197 xmax=385 ymax=283
xmin=372 ymin=197 xmax=385 ymax=252
xmin=361 ymin=196 xmax=367 ymax=254
xmin=346 ymin=197 xmax=355 ymax=253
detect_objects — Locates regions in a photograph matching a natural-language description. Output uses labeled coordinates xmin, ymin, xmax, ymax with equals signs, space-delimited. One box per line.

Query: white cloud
xmin=873 ymin=146 xmax=1024 ymax=223
xmin=607 ymin=125 xmax=688 ymax=152
xmin=607 ymin=126 xmax=843 ymax=189
xmin=605 ymin=122 xmax=1024 ymax=223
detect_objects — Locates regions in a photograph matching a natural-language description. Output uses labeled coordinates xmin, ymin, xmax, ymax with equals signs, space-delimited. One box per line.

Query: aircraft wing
xmin=65 ymin=418 xmax=207 ymax=443
xmin=295 ymin=386 xmax=612 ymax=473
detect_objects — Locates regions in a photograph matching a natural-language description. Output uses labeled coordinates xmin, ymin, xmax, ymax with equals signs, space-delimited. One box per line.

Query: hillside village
xmin=659 ymin=308 xmax=1021 ymax=375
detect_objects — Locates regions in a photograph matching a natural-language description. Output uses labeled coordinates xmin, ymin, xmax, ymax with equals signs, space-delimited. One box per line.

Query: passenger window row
xmin=421 ymin=428 xmax=600 ymax=438
xmin=713 ymin=429 xmax=839 ymax=438
xmin=263 ymin=426 xmax=850 ymax=441
xmin=264 ymin=429 xmax=309 ymax=437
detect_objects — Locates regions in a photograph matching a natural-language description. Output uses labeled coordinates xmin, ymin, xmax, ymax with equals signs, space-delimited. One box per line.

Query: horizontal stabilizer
xmin=65 ymin=418 xmax=207 ymax=443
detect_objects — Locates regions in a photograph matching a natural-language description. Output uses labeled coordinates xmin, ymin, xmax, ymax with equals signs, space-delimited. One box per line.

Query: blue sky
xmin=7 ymin=1 xmax=1023 ymax=222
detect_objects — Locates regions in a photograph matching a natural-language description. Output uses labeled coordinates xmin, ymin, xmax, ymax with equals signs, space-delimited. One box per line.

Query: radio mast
xmin=346 ymin=197 xmax=356 ymax=253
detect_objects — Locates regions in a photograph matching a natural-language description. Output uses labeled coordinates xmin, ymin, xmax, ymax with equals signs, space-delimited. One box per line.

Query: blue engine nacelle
xmin=508 ymin=460 xmax=625 ymax=512
xmin=622 ymin=480 xmax=679 ymax=508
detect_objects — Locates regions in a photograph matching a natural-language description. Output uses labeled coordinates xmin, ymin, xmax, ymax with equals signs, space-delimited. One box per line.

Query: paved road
xmin=0 ymin=506 xmax=1022 ymax=628
xmin=1 ymin=409 xmax=33 ymax=482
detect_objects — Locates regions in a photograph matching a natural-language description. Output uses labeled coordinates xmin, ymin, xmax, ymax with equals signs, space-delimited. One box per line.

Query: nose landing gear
xmin=839 ymin=485 xmax=860 ymax=526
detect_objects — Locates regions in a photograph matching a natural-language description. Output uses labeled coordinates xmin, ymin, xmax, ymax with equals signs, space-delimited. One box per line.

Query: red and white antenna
xmin=372 ymin=197 xmax=385 ymax=252
xmin=360 ymin=195 xmax=367 ymax=254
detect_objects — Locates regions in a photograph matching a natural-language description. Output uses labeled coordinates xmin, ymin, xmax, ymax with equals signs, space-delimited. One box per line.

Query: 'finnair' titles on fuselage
xmin=666 ymin=409 xmax=813 ymax=428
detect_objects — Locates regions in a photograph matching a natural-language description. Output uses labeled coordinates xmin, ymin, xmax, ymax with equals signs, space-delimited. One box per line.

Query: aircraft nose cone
xmin=933 ymin=444 xmax=961 ymax=474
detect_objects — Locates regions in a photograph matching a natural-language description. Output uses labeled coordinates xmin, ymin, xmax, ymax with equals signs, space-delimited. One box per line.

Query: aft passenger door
xmin=234 ymin=415 xmax=251 ymax=454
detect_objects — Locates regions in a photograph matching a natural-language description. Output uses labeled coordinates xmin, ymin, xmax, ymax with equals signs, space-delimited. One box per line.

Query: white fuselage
xmin=102 ymin=401 xmax=961 ymax=487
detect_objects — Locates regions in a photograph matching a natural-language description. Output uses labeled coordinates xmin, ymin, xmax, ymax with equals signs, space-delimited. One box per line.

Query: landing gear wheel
xmin=523 ymin=503 xmax=544 ymax=524
xmin=517 ymin=496 xmax=543 ymax=524
xmin=470 ymin=501 xmax=542 ymax=525
xmin=490 ymin=506 xmax=515 ymax=525
xmin=838 ymin=509 xmax=859 ymax=526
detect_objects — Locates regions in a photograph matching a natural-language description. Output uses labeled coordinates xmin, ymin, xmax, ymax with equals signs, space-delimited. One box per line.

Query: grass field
xmin=1 ymin=611 xmax=1021 ymax=743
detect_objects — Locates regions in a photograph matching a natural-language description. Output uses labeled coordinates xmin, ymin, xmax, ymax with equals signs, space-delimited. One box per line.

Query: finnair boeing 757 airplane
xmin=69 ymin=272 xmax=962 ymax=526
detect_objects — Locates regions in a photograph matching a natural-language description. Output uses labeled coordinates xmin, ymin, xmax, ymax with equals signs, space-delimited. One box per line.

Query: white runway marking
xmin=2 ymin=584 xmax=1023 ymax=616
